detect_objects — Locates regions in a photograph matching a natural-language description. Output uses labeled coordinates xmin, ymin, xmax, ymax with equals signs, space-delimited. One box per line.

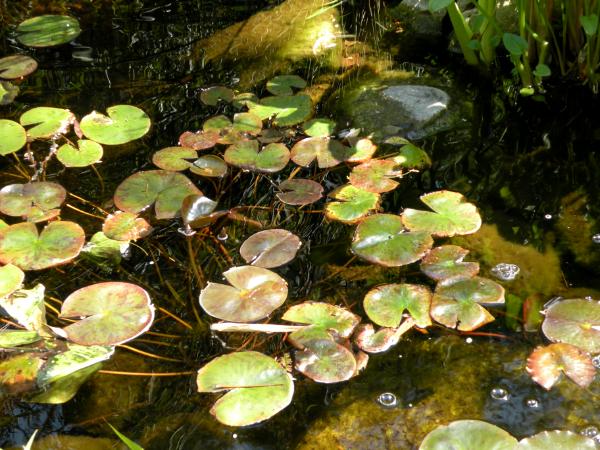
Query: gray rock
xmin=401 ymin=0 xmax=430 ymax=12
xmin=381 ymin=85 xmax=450 ymax=126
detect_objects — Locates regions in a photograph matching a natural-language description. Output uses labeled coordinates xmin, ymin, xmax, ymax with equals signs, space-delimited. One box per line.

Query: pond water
xmin=1 ymin=1 xmax=600 ymax=449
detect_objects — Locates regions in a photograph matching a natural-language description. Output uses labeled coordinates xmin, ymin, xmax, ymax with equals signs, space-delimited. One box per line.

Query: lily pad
xmin=419 ymin=420 xmax=518 ymax=450
xmin=56 ymin=139 xmax=103 ymax=167
xmin=303 ymin=118 xmax=336 ymax=137
xmin=232 ymin=92 xmax=259 ymax=109
xmin=430 ymin=276 xmax=505 ymax=331
xmin=517 ymin=430 xmax=596 ymax=449
xmin=0 ymin=119 xmax=26 ymax=155
xmin=325 ymin=184 xmax=380 ymax=224
xmin=541 ymin=299 xmax=600 ymax=353
xmin=0 ymin=55 xmax=38 ymax=79
xmin=80 ymin=105 xmax=151 ymax=145
xmin=0 ymin=284 xmax=46 ymax=332
xmin=0 ymin=181 xmax=66 ymax=222
xmin=81 ymin=231 xmax=128 ymax=266
xmin=402 ymin=190 xmax=482 ymax=237
xmin=248 ymin=94 xmax=312 ymax=126
xmin=32 ymin=362 xmax=102 ymax=404
xmin=199 ymin=266 xmax=288 ymax=322
xmin=152 ymin=146 xmax=197 ymax=171
xmin=0 ymin=81 xmax=19 ymax=105
xmin=59 ymin=282 xmax=155 ymax=346
xmin=102 ymin=211 xmax=152 ymax=241
xmin=344 ymin=138 xmax=378 ymax=163
xmin=114 ymin=170 xmax=202 ymax=219
xmin=294 ymin=338 xmax=357 ymax=384
xmin=240 ymin=229 xmax=301 ymax=268
xmin=420 ymin=245 xmax=480 ymax=282
xmin=224 ymin=140 xmax=289 ymax=173
xmin=283 ymin=302 xmax=360 ymax=339
xmin=354 ymin=324 xmax=406 ymax=353
xmin=349 ymin=160 xmax=402 ymax=193
xmin=178 ymin=130 xmax=219 ymax=150
xmin=181 ymin=195 xmax=221 ymax=228
xmin=363 ymin=283 xmax=432 ymax=328
xmin=0 ymin=330 xmax=41 ymax=348
xmin=526 ymin=343 xmax=595 ymax=390
xmin=351 ymin=214 xmax=433 ymax=267
xmin=20 ymin=107 xmax=74 ymax=140
xmin=276 ymin=179 xmax=323 ymax=206
xmin=0 ymin=263 xmax=24 ymax=298
xmin=200 ymin=86 xmax=234 ymax=106
xmin=196 ymin=351 xmax=294 ymax=426
xmin=0 ymin=353 xmax=44 ymax=395
xmin=190 ymin=155 xmax=228 ymax=177
xmin=0 ymin=221 xmax=85 ymax=270
xmin=388 ymin=143 xmax=431 ymax=169
xmin=16 ymin=15 xmax=81 ymax=47
xmin=204 ymin=113 xmax=262 ymax=145
xmin=266 ymin=75 xmax=307 ymax=96
xmin=290 ymin=137 xmax=349 ymax=168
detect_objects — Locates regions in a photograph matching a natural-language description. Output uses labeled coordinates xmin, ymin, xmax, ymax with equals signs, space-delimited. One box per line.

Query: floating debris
xmin=491 ymin=263 xmax=520 ymax=281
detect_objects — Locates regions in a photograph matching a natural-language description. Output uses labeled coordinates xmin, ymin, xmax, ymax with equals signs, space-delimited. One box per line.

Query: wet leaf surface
xmin=419 ymin=420 xmax=518 ymax=450
xmin=349 ymin=160 xmax=402 ymax=193
xmin=420 ymin=245 xmax=480 ymax=282
xmin=294 ymin=338 xmax=357 ymax=384
xmin=363 ymin=283 xmax=432 ymax=328
xmin=0 ymin=284 xmax=46 ymax=332
xmin=0 ymin=55 xmax=38 ymax=79
xmin=248 ymin=94 xmax=312 ymax=126
xmin=0 ymin=330 xmax=40 ymax=348
xmin=0 ymin=119 xmax=26 ymax=155
xmin=0 ymin=353 xmax=44 ymax=395
xmin=526 ymin=343 xmax=595 ymax=390
xmin=56 ymin=139 xmax=103 ymax=167
xmin=80 ymin=105 xmax=151 ymax=145
xmin=276 ymin=179 xmax=323 ymax=206
xmin=240 ymin=229 xmax=301 ymax=268
xmin=0 ymin=81 xmax=19 ymax=105
xmin=16 ymin=15 xmax=81 ymax=47
xmin=181 ymin=194 xmax=219 ymax=228
xmin=325 ymin=184 xmax=380 ymax=224
xmin=20 ymin=107 xmax=74 ymax=139
xmin=224 ymin=140 xmax=289 ymax=173
xmin=290 ymin=137 xmax=349 ymax=168
xmin=102 ymin=211 xmax=153 ymax=241
xmin=178 ymin=130 xmax=219 ymax=150
xmin=541 ymin=299 xmax=600 ymax=353
xmin=190 ymin=155 xmax=228 ymax=177
xmin=354 ymin=324 xmax=406 ymax=353
xmin=388 ymin=143 xmax=431 ymax=169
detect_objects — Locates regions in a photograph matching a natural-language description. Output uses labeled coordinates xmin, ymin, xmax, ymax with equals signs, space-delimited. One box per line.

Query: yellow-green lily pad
xmin=266 ymin=75 xmax=307 ymax=96
xmin=224 ymin=140 xmax=289 ymax=173
xmin=0 ymin=263 xmax=24 ymax=298
xmin=102 ymin=211 xmax=152 ymax=241
xmin=349 ymin=160 xmax=402 ymax=193
xmin=0 ymin=119 xmax=26 ymax=155
xmin=190 ymin=155 xmax=228 ymax=178
xmin=419 ymin=420 xmax=518 ymax=450
xmin=517 ymin=430 xmax=596 ymax=449
xmin=325 ymin=184 xmax=380 ymax=224
xmin=20 ymin=107 xmax=74 ymax=140
xmin=152 ymin=146 xmax=198 ymax=171
xmin=80 ymin=105 xmax=151 ymax=145
xmin=541 ymin=299 xmax=600 ymax=354
xmin=0 ymin=55 xmax=38 ymax=79
xmin=56 ymin=139 xmax=103 ymax=167
xmin=363 ymin=283 xmax=432 ymax=328
xmin=0 ymin=181 xmax=66 ymax=222
xmin=248 ymin=94 xmax=312 ymax=127
xmin=420 ymin=245 xmax=479 ymax=282
xmin=290 ymin=137 xmax=349 ymax=168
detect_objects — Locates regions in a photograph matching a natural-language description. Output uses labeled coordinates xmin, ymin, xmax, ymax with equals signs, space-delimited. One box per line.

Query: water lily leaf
xmin=203 ymin=113 xmax=262 ymax=145
xmin=81 ymin=231 xmax=128 ymax=266
xmin=517 ymin=430 xmax=596 ymax=449
xmin=420 ymin=245 xmax=479 ymax=282
xmin=203 ymin=115 xmax=232 ymax=133
xmin=258 ymin=127 xmax=284 ymax=144
xmin=526 ymin=343 xmax=595 ymax=390
xmin=283 ymin=302 xmax=360 ymax=339
xmin=59 ymin=282 xmax=155 ymax=346
xmin=344 ymin=138 xmax=377 ymax=163
xmin=419 ymin=420 xmax=518 ymax=450
xmin=0 ymin=55 xmax=38 ymax=79
xmin=276 ymin=179 xmax=323 ymax=206
xmin=102 ymin=211 xmax=152 ymax=241
xmin=31 ymin=361 xmax=102 ymax=404
xmin=181 ymin=194 xmax=219 ymax=228
xmin=351 ymin=214 xmax=433 ymax=267
xmin=114 ymin=170 xmax=202 ymax=219
xmin=240 ymin=229 xmax=301 ymax=268
xmin=0 ymin=81 xmax=19 ymax=105
xmin=325 ymin=184 xmax=380 ymax=223
xmin=266 ymin=75 xmax=307 ymax=96
xmin=178 ymin=130 xmax=219 ymax=150
xmin=303 ymin=118 xmax=336 ymax=137
xmin=541 ymin=299 xmax=600 ymax=353
xmin=152 ymin=146 xmax=197 ymax=171
xmin=0 ymin=330 xmax=40 ymax=348
xmin=0 ymin=263 xmax=24 ymax=298
xmin=388 ymin=143 xmax=431 ymax=169
xmin=20 ymin=107 xmax=74 ymax=139
xmin=349 ymin=160 xmax=402 ymax=193
xmin=80 ymin=105 xmax=151 ymax=145
xmin=0 ymin=119 xmax=27 ymax=155
xmin=190 ymin=155 xmax=228 ymax=177
xmin=290 ymin=137 xmax=348 ymax=168
xmin=294 ymin=338 xmax=357 ymax=383
xmin=56 ymin=140 xmax=103 ymax=167
xmin=37 ymin=344 xmax=113 ymax=387
xmin=0 ymin=221 xmax=85 ymax=270
xmin=402 ymin=190 xmax=482 ymax=237
xmin=224 ymin=140 xmax=289 ymax=173
xmin=232 ymin=92 xmax=259 ymax=109
xmin=0 ymin=182 xmax=66 ymax=222
xmin=0 ymin=353 xmax=44 ymax=395
xmin=199 ymin=266 xmax=288 ymax=322
xmin=16 ymin=15 xmax=81 ymax=47
xmin=248 ymin=94 xmax=312 ymax=126
xmin=231 ymin=112 xmax=263 ymax=136
xmin=0 ymin=284 xmax=46 ymax=332
xmin=200 ymin=86 xmax=234 ymax=106
xmin=430 ymin=276 xmax=505 ymax=331
xmin=364 ymin=283 xmax=432 ymax=328
xmin=197 ymin=351 xmax=294 ymax=426
xmin=354 ymin=324 xmax=405 ymax=353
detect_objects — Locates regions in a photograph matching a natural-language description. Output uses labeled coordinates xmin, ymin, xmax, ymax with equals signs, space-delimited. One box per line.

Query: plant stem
xmin=211 ymin=322 xmax=305 ymax=333
xmin=447 ymin=1 xmax=479 ymax=65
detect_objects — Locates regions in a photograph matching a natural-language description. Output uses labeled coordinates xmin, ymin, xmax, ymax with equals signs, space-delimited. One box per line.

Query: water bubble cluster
xmin=525 ymin=398 xmax=540 ymax=408
xmin=377 ymin=392 xmax=398 ymax=409
xmin=491 ymin=263 xmax=520 ymax=281
xmin=490 ymin=387 xmax=509 ymax=401
xmin=592 ymin=355 xmax=600 ymax=369
xmin=593 ymin=234 xmax=600 ymax=244
xmin=581 ymin=426 xmax=599 ymax=441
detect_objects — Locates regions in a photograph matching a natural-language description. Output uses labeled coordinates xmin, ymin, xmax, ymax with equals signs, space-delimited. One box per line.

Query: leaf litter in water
xmin=0 ymin=55 xmax=38 ymax=79
xmin=0 ymin=181 xmax=66 ymax=222
xmin=541 ymin=298 xmax=600 ymax=353
xmin=517 ymin=430 xmax=596 ymax=449
xmin=240 ymin=229 xmax=301 ymax=268
xmin=20 ymin=107 xmax=74 ymax=140
xmin=266 ymin=75 xmax=307 ymax=96
xmin=325 ymin=184 xmax=380 ymax=224
xmin=419 ymin=420 xmax=518 ymax=450
xmin=0 ymin=119 xmax=26 ymax=155
xmin=16 ymin=15 xmax=81 ymax=47
xmin=0 ymin=353 xmax=44 ymax=395
xmin=152 ymin=146 xmax=197 ymax=171
xmin=420 ymin=245 xmax=480 ymax=282
xmin=56 ymin=140 xmax=103 ymax=167
xmin=276 ymin=179 xmax=323 ymax=206
xmin=224 ymin=140 xmax=289 ymax=173
xmin=190 ymin=155 xmax=228 ymax=178
xmin=102 ymin=211 xmax=152 ymax=241
xmin=80 ymin=105 xmax=150 ymax=145
xmin=363 ymin=283 xmax=432 ymax=328
xmin=526 ymin=343 xmax=595 ymax=390
xmin=200 ymin=86 xmax=234 ymax=106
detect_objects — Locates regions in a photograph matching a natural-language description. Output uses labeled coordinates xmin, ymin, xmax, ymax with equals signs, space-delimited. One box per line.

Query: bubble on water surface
xmin=490 ymin=387 xmax=509 ymax=401
xmin=593 ymin=234 xmax=600 ymax=244
xmin=491 ymin=263 xmax=520 ymax=281
xmin=581 ymin=426 xmax=599 ymax=438
xmin=377 ymin=392 xmax=398 ymax=408
xmin=592 ymin=355 xmax=600 ymax=369
xmin=544 ymin=214 xmax=552 ymax=220
xmin=525 ymin=398 xmax=539 ymax=408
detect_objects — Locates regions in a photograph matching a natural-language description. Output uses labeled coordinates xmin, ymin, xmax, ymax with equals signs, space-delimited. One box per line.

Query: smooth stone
xmin=381 ymin=85 xmax=450 ymax=126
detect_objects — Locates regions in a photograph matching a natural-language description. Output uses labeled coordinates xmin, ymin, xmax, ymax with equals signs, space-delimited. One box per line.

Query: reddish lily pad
xmin=200 ymin=86 xmax=234 ymax=106
xmin=526 ymin=343 xmax=595 ymax=390
xmin=420 ymin=245 xmax=480 ymax=282
xmin=541 ymin=299 xmax=600 ymax=354
xmin=325 ymin=184 xmax=380 ymax=224
xmin=0 ymin=264 xmax=24 ymax=298
xmin=56 ymin=140 xmax=103 ymax=167
xmin=0 ymin=182 xmax=66 ymax=222
xmin=290 ymin=137 xmax=349 ymax=168
xmin=266 ymin=75 xmax=307 ymax=96
xmin=20 ymin=107 xmax=74 ymax=139
xmin=152 ymin=146 xmax=197 ymax=171
xmin=0 ymin=55 xmax=38 ymax=79
xmin=224 ymin=140 xmax=289 ymax=173
xmin=80 ymin=105 xmax=151 ymax=145
xmin=363 ymin=283 xmax=432 ymax=328
xmin=517 ymin=430 xmax=596 ymax=449
xmin=102 ymin=211 xmax=152 ymax=241
xmin=248 ymin=94 xmax=312 ymax=127
xmin=240 ymin=229 xmax=301 ymax=268
xmin=354 ymin=324 xmax=407 ymax=353
xmin=294 ymin=338 xmax=357 ymax=384
xmin=276 ymin=179 xmax=323 ymax=206
xmin=419 ymin=420 xmax=518 ymax=450
xmin=303 ymin=118 xmax=336 ymax=137
xmin=199 ymin=266 xmax=288 ymax=322
xmin=0 ymin=119 xmax=27 ymax=155
xmin=402 ymin=190 xmax=482 ymax=237
xmin=351 ymin=214 xmax=433 ymax=267
xmin=349 ymin=160 xmax=402 ymax=193
xmin=190 ymin=155 xmax=228 ymax=177
xmin=114 ymin=170 xmax=202 ymax=219
xmin=0 ymin=221 xmax=85 ymax=270
xmin=197 ymin=351 xmax=294 ymax=426
xmin=59 ymin=282 xmax=155 ymax=346
xmin=178 ymin=130 xmax=219 ymax=150
xmin=283 ymin=302 xmax=360 ymax=339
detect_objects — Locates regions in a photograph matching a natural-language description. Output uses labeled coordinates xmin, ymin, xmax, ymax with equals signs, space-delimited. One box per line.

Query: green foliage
xmin=16 ymin=15 xmax=81 ymax=48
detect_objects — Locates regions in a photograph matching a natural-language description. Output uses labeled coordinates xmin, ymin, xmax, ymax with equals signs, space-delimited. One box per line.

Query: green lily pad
xmin=517 ymin=430 xmax=596 ymax=449
xmin=388 ymin=143 xmax=431 ymax=169
xmin=152 ymin=146 xmax=198 ymax=171
xmin=203 ymin=115 xmax=233 ymax=133
xmin=81 ymin=231 xmax=128 ymax=266
xmin=224 ymin=140 xmax=289 ymax=173
xmin=419 ymin=420 xmax=518 ymax=450
xmin=351 ymin=214 xmax=433 ymax=267
xmin=526 ymin=343 xmax=595 ymax=390
xmin=0 ymin=330 xmax=40 ymax=348
xmin=276 ymin=179 xmax=323 ymax=206
xmin=200 ymin=86 xmax=234 ymax=106
xmin=303 ymin=118 xmax=336 ymax=137
xmin=38 ymin=344 xmax=113 ymax=386
xmin=181 ymin=194 xmax=220 ymax=228
xmin=190 ymin=155 xmax=228 ymax=178
xmin=32 ymin=361 xmax=102 ymax=404
xmin=204 ymin=113 xmax=262 ymax=145
xmin=290 ymin=137 xmax=349 ymax=168
xmin=16 ymin=15 xmax=81 ymax=47
xmin=178 ymin=130 xmax=219 ymax=150
xmin=266 ymin=75 xmax=307 ymax=96
xmin=0 ymin=284 xmax=46 ymax=332
xmin=0 ymin=181 xmax=66 ymax=222
xmin=420 ymin=245 xmax=479 ymax=282
xmin=363 ymin=283 xmax=432 ymax=328
xmin=294 ymin=338 xmax=357 ymax=384
xmin=258 ymin=127 xmax=285 ymax=144
xmin=0 ymin=55 xmax=38 ymax=79
xmin=0 ymin=353 xmax=44 ymax=395
xmin=349 ymin=160 xmax=402 ymax=193
xmin=240 ymin=229 xmax=301 ymax=268
xmin=0 ymin=81 xmax=19 ymax=105
xmin=59 ymin=282 xmax=155 ymax=346
xmin=56 ymin=140 xmax=103 ymax=167
xmin=325 ymin=184 xmax=380 ymax=224
xmin=0 ymin=221 xmax=85 ymax=270
xmin=80 ymin=105 xmax=151 ymax=145
xmin=0 ymin=263 xmax=24 ymax=298
xmin=541 ymin=299 xmax=600 ymax=353
xmin=344 ymin=138 xmax=378 ymax=163
xmin=0 ymin=119 xmax=26 ymax=155
xmin=430 ymin=276 xmax=505 ymax=331
xmin=114 ymin=170 xmax=202 ymax=219
xmin=248 ymin=94 xmax=312 ymax=126
xmin=354 ymin=324 xmax=406 ymax=353
xmin=232 ymin=92 xmax=259 ymax=109
xmin=20 ymin=107 xmax=74 ymax=140
xmin=196 ymin=351 xmax=294 ymax=426
xmin=402 ymin=190 xmax=482 ymax=237
xmin=283 ymin=302 xmax=360 ymax=339
xmin=102 ymin=211 xmax=152 ymax=241
xmin=199 ymin=266 xmax=288 ymax=322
